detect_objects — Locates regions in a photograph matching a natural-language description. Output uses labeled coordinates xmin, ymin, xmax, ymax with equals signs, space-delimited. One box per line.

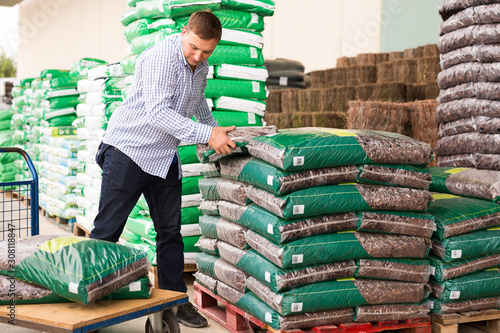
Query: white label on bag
xmin=452 ymin=250 xmax=462 ymax=259
xmin=267 ymin=175 xmax=273 ymax=186
xmin=279 ymin=77 xmax=288 ymax=86
xmin=293 ymin=205 xmax=304 ymax=215
xmin=430 ymin=266 xmax=435 ymax=275
xmin=293 ymin=156 xmax=304 ymax=166
xmin=265 ymin=312 xmax=272 ymax=322
xmin=292 ymin=254 xmax=303 ymax=264
xmin=428 ymin=300 xmax=434 ymax=309
xmin=267 ymin=223 xmax=274 ymax=234
xmin=69 ymin=283 xmax=79 ymax=294
xmin=248 ymin=112 xmax=256 ymax=124
xmin=251 ymin=12 xmax=259 ymax=24
xmin=252 ymin=81 xmax=260 ymax=92
xmin=129 ymin=281 xmax=141 ymax=292
xmin=450 ymin=291 xmax=460 ymax=299
xmin=265 ymin=271 xmax=271 ymax=282
xmin=250 ymin=47 xmax=258 ymax=58
xmin=291 ymin=303 xmax=303 ymax=312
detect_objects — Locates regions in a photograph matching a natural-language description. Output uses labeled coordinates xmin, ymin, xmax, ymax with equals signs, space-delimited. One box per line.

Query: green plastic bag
xmin=245 ymin=229 xmax=431 ymax=269
xmin=120 ymin=8 xmax=139 ymax=26
xmin=220 ymin=28 xmax=263 ymax=49
xmin=356 ymin=211 xmax=436 ymax=238
xmin=429 ymin=253 xmax=500 ymax=283
xmin=136 ymin=0 xmax=221 ymax=19
xmin=429 ymin=296 xmax=500 ymax=314
xmin=183 ymin=235 xmax=201 ymax=253
xmin=357 ymin=164 xmax=432 ymax=190
xmin=221 ymin=0 xmax=275 ymax=16
xmin=124 ymin=18 xmax=152 ymax=43
xmin=219 ymin=155 xmax=358 ymax=195
xmin=247 ymin=128 xmax=435 ymax=172
xmin=246 ymin=183 xmax=433 ymax=220
xmin=45 ymin=115 xmax=77 ymax=127
xmin=182 ymin=175 xmax=202 ymax=195
xmin=432 ymin=228 xmax=500 ymax=262
xmin=213 ymin=9 xmax=265 ymax=31
xmin=211 ymin=111 xmax=264 ymax=127
xmin=429 ymin=167 xmax=500 ymax=202
xmin=213 ymin=96 xmax=267 ymax=115
xmin=199 ymin=215 xmax=248 ymax=249
xmin=218 ymin=201 xmax=358 ymax=244
xmin=42 ymin=95 xmax=80 ymax=110
xmin=2 ymin=236 xmax=149 ymax=304
xmin=126 ymin=216 xmax=156 ymax=241
xmin=181 ymin=206 xmax=202 ymax=225
xmin=178 ymin=144 xmax=199 ymax=164
xmin=208 ymin=44 xmax=264 ymax=66
xmin=355 ymin=258 xmax=431 ymax=283
xmin=214 ymin=64 xmax=268 ymax=82
xmin=195 ymin=252 xmax=248 ymax=292
xmin=198 ymin=177 xmax=250 ymax=205
xmin=429 ymin=193 xmax=500 ymax=240
xmin=430 ymin=267 xmax=500 ymax=302
xmin=205 ymin=79 xmax=267 ymax=100
xmin=121 ymin=55 xmax=138 ymax=75
xmin=195 ymin=236 xmax=219 ymax=255
xmin=37 ymin=69 xmax=69 ymax=80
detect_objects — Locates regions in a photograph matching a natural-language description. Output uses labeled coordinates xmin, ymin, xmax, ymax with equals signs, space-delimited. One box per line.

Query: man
xmin=90 ymin=11 xmax=235 ymax=328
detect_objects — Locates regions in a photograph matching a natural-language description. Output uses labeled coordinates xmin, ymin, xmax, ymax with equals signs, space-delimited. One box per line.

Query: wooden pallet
xmin=73 ymin=221 xmax=91 ymax=237
xmin=193 ymin=282 xmax=431 ymax=333
xmin=40 ymin=208 xmax=75 ymax=232
xmin=432 ymin=309 xmax=500 ymax=333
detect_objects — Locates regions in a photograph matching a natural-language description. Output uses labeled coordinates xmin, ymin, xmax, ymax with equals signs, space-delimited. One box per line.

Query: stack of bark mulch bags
xmin=194 ymin=127 xmax=439 ymax=330
xmin=435 ymin=0 xmax=500 ymax=170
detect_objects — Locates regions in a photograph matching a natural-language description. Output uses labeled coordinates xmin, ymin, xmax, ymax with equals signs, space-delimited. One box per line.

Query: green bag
xmin=429 ymin=254 xmax=500 ymax=283
xmin=247 ymin=128 xmax=434 ymax=172
xmin=42 ymin=95 xmax=80 ymax=110
xmin=3 ymin=236 xmax=149 ymax=304
xmin=0 ymin=120 xmax=11 ymax=131
xmin=120 ymin=227 xmax=143 ymax=243
xmin=126 ymin=216 xmax=156 ymax=241
xmin=195 ymin=236 xmax=219 ymax=255
xmin=219 ymin=155 xmax=358 ymax=195
xmin=430 ymin=268 xmax=500 ymax=302
xmin=181 ymin=206 xmax=202 ymax=225
xmin=182 ymin=175 xmax=202 ymax=195
xmin=211 ymin=111 xmax=264 ymax=127
xmin=198 ymin=177 xmax=250 ymax=205
xmin=121 ymin=55 xmax=138 ymax=75
xmin=213 ymin=9 xmax=265 ymax=31
xmin=43 ymin=76 xmax=80 ymax=90
xmin=148 ymin=17 xmax=177 ymax=32
xmin=124 ymin=18 xmax=152 ymax=43
xmin=178 ymin=144 xmax=199 ymax=164
xmin=357 ymin=164 xmax=432 ymax=190
xmin=195 ymin=252 xmax=248 ymax=292
xmin=199 ymin=215 xmax=248 ymax=249
xmin=246 ymin=184 xmax=433 ymax=220
xmin=183 ymin=235 xmax=201 ymax=253
xmin=45 ymin=115 xmax=77 ymax=127
xmin=219 ymin=29 xmax=264 ymax=49
xmin=199 ymin=199 xmax=221 ymax=216
xmin=429 ymin=193 xmax=500 ymax=240
xmin=245 ymin=229 xmax=431 ymax=269
xmin=218 ymin=201 xmax=358 ymax=244
xmin=429 ymin=296 xmax=500 ymax=314
xmin=246 ymin=276 xmax=429 ymax=315
xmin=356 ymin=211 xmax=436 ymax=238
xmin=205 ymin=79 xmax=267 ymax=100
xmin=209 ymin=44 xmax=264 ymax=66
xmin=37 ymin=69 xmax=69 ymax=80
xmin=120 ymin=8 xmax=139 ymax=26
xmin=136 ymin=0 xmax=221 ymax=19
xmin=429 ymin=167 xmax=500 ymax=202
xmin=213 ymin=96 xmax=267 ymax=115
xmin=355 ymin=258 xmax=431 ymax=283
xmin=432 ymin=228 xmax=500 ymax=262
xmin=221 ymin=0 xmax=275 ymax=16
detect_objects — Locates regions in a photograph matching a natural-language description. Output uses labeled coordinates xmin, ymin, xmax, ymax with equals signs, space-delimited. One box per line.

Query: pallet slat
xmin=431 ymin=309 xmax=500 ymax=333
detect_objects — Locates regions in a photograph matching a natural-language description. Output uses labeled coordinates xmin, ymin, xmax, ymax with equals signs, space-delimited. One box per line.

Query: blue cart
xmin=0 ymin=147 xmax=39 ymax=240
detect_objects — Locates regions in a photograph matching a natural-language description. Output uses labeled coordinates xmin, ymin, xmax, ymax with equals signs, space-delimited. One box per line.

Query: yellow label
xmin=432 ymin=193 xmax=457 ymax=200
xmin=444 ymin=168 xmax=470 ymax=174
xmin=38 ymin=236 xmax=87 ymax=253
xmin=337 ymin=277 xmax=355 ymax=282
xmin=318 ymin=128 xmax=357 ymax=137
xmin=486 ymin=267 xmax=500 ymax=271
xmin=337 ymin=229 xmax=356 ymax=234
xmin=339 ymin=182 xmax=357 ymax=186
xmin=487 ymin=226 xmax=500 ymax=231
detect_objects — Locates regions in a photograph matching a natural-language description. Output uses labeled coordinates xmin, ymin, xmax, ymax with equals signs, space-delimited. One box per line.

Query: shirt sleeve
xmin=141 ymin=46 xmax=213 ymax=144
xmin=194 ymin=96 xmax=219 ymax=128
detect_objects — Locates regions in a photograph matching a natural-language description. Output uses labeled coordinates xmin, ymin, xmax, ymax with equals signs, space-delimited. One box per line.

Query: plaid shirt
xmin=103 ymin=35 xmax=217 ymax=178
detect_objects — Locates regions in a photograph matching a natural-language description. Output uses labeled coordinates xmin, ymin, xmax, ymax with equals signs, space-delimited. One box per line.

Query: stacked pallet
xmin=265 ymin=45 xmax=441 ymax=129
xmin=434 ymin=0 xmax=500 ymax=170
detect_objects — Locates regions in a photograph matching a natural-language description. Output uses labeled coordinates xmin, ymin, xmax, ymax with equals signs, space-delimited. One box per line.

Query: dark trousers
xmin=90 ymin=147 xmax=186 ymax=293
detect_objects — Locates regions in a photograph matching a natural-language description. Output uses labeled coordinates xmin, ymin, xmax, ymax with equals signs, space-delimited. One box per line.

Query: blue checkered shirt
xmin=103 ymin=35 xmax=218 ymax=178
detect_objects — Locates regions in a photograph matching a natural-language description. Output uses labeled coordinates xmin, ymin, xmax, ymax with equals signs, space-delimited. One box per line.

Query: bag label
xmin=293 ymin=205 xmax=304 ymax=215
xmin=430 ymin=266 xmax=435 ymax=275
xmin=449 ymin=291 xmax=460 ymax=299
xmin=292 ymin=254 xmax=303 ymax=264
xmin=129 ymin=281 xmax=141 ymax=292
xmin=252 ymin=81 xmax=260 ymax=92
xmin=451 ymin=249 xmax=462 ymax=259
xmin=444 ymin=168 xmax=470 ymax=174
xmin=267 ymin=223 xmax=274 ymax=234
xmin=279 ymin=77 xmax=288 ymax=86
xmin=250 ymin=47 xmax=258 ymax=58
xmin=69 ymin=282 xmax=79 ymax=294
xmin=248 ymin=112 xmax=256 ymax=124
xmin=251 ymin=13 xmax=259 ymax=24
xmin=265 ymin=271 xmax=271 ymax=282
xmin=293 ymin=156 xmax=305 ymax=166
xmin=265 ymin=312 xmax=272 ymax=322
xmin=291 ymin=303 xmax=303 ymax=312
xmin=267 ymin=175 xmax=273 ymax=186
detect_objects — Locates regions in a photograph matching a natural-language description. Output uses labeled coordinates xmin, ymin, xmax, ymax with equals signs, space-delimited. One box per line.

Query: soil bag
xmin=198 ymin=177 xmax=249 ymax=205
xmin=429 ymin=296 xmax=500 ymax=314
xmin=199 ymin=215 xmax=248 ymax=249
xmin=430 ymin=253 xmax=500 ymax=283
xmin=195 ymin=252 xmax=248 ymax=292
xmin=355 ymin=303 xmax=430 ymax=322
xmin=355 ymin=258 xmax=432 ymax=283
xmin=220 ymin=0 xmax=275 ymax=16
xmin=357 ymin=164 xmax=432 ymax=190
xmin=356 ymin=211 xmax=436 ymax=238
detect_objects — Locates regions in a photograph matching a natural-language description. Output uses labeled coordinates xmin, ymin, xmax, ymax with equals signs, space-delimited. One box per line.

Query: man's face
xmin=181 ymin=26 xmax=219 ymax=69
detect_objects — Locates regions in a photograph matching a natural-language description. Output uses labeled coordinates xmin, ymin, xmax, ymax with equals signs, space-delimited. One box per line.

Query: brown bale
xmin=281 ymin=113 xmax=294 ymax=128
xmin=263 ymin=113 xmax=282 ymax=128
xmin=356 ymin=84 xmax=377 ymax=100
xmin=406 ymin=84 xmax=427 ymax=101
xmin=405 ymin=59 xmax=418 ymax=83
xmin=376 ymin=62 xmax=394 ymax=83
xmin=425 ymin=82 xmax=440 ymax=100
xmin=371 ymin=83 xmax=407 ymax=101
xmin=346 ymin=67 xmax=358 ymax=86
xmin=417 ymin=57 xmax=441 ymax=83
xmin=334 ymin=86 xmax=357 ymax=111
xmin=375 ymin=53 xmax=390 ymax=63
xmin=310 ymin=70 xmax=327 ymax=89
xmin=357 ymin=53 xmax=377 ymax=66
xmin=309 ymin=89 xmax=322 ymax=112
xmin=392 ymin=59 xmax=407 ymax=82
xmin=332 ymin=67 xmax=347 ymax=86
xmin=423 ymin=44 xmax=439 ymax=58
xmin=346 ymin=100 xmax=410 ymax=135
xmin=325 ymin=68 xmax=336 ymax=86
xmin=297 ymin=90 xmax=308 ymax=113
xmin=319 ymin=88 xmax=335 ymax=112
xmin=416 ymin=46 xmax=425 ymax=58
xmin=356 ymin=66 xmax=377 ymax=84
xmin=404 ymin=48 xmax=419 ymax=59
xmin=281 ymin=89 xmax=300 ymax=113
xmin=312 ymin=111 xmax=347 ymax=128
xmin=336 ymin=57 xmax=350 ymax=68
xmin=266 ymin=90 xmax=282 ymax=114
xmin=388 ymin=51 xmax=404 ymax=62
xmin=408 ymin=100 xmax=440 ymax=164
xmin=292 ymin=112 xmax=313 ymax=128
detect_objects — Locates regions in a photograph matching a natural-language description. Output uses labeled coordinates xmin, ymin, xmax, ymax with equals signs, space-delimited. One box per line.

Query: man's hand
xmin=208 ymin=126 xmax=236 ymax=155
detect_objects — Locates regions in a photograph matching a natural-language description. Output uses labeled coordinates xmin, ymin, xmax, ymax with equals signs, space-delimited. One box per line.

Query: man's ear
xmin=181 ymin=26 xmax=187 ymax=37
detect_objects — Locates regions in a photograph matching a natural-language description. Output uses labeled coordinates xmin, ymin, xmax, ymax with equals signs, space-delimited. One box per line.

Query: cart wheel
xmin=145 ymin=310 xmax=180 ymax=333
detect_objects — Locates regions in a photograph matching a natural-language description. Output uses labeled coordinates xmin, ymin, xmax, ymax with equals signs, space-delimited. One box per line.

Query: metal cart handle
xmin=0 ymin=147 xmax=38 ymax=184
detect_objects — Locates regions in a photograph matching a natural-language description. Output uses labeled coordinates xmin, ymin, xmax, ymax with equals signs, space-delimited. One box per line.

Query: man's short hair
xmin=186 ymin=11 xmax=222 ymax=41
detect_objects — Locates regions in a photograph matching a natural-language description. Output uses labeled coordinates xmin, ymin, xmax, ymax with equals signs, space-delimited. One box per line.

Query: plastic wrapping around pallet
xmin=213 ymin=96 xmax=266 ymax=115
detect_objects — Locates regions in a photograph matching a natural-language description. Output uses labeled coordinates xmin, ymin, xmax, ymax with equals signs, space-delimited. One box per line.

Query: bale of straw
xmin=310 ymin=70 xmax=327 ymax=89
xmin=377 ymin=62 xmax=394 ymax=83
xmin=346 ymin=67 xmax=359 ymax=86
xmin=312 ymin=111 xmax=347 ymax=128
xmin=375 ymin=53 xmax=390 ymax=64
xmin=371 ymin=83 xmax=407 ymax=101
xmin=266 ymin=90 xmax=282 ymax=113
xmin=332 ymin=67 xmax=347 ymax=86
xmin=356 ymin=84 xmax=377 ymax=100
xmin=335 ymin=86 xmax=357 ymax=111
xmin=404 ymin=48 xmax=419 ymax=59
xmin=423 ymin=44 xmax=439 ymax=58
xmin=416 ymin=46 xmax=425 ymax=58
xmin=392 ymin=59 xmax=407 ymax=82
xmin=356 ymin=66 xmax=377 ymax=84
xmin=280 ymin=89 xmax=300 ymax=113
xmin=417 ymin=57 xmax=441 ymax=84
xmin=389 ymin=51 xmax=404 ymax=62
xmin=297 ymin=89 xmax=322 ymax=112
xmin=281 ymin=113 xmax=294 ymax=128
xmin=406 ymin=84 xmax=427 ymax=101
xmin=405 ymin=59 xmax=418 ymax=83
xmin=357 ymin=53 xmax=378 ymax=66
xmin=425 ymin=82 xmax=440 ymax=100
xmin=336 ymin=57 xmax=351 ymax=68
xmin=263 ymin=113 xmax=283 ymax=128
xmin=292 ymin=112 xmax=313 ymax=128
xmin=408 ymin=99 xmax=440 ymax=154
xmin=346 ymin=100 xmax=410 ymax=135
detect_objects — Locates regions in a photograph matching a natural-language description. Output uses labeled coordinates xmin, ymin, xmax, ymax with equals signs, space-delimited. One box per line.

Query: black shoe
xmin=176 ymin=302 xmax=208 ymax=328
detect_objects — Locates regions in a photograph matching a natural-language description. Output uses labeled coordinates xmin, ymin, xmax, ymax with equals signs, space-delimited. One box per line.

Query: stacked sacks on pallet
xmin=264 ymin=58 xmax=306 ymax=90
xmin=425 ymin=166 xmax=500 ymax=314
xmin=194 ymin=127 xmax=436 ymax=330
xmin=435 ymin=0 xmax=500 ymax=170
